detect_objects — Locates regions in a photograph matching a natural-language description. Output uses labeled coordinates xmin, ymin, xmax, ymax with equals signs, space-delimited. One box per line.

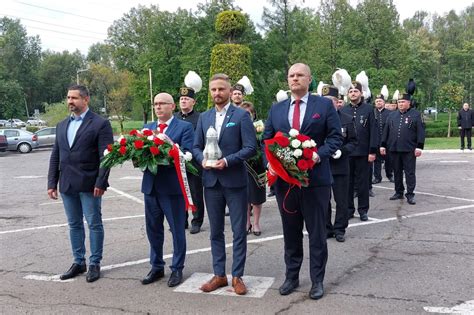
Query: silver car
xmin=0 ymin=129 xmax=39 ymax=153
xmin=34 ymin=127 xmax=56 ymax=147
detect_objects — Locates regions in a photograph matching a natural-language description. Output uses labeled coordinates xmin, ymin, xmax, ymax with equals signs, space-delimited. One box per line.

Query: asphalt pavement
xmin=0 ymin=148 xmax=473 ymax=314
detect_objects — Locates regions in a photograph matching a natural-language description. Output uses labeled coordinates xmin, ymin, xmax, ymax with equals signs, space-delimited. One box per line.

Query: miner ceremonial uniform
xmin=381 ymin=94 xmax=425 ymax=205
xmin=373 ymin=104 xmax=392 ymax=183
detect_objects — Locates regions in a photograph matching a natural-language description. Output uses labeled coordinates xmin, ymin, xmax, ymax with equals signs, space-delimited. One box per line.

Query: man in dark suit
xmin=457 ymin=103 xmax=473 ymax=150
xmin=380 ymin=93 xmax=425 ymax=205
xmin=372 ymin=94 xmax=392 ymax=184
xmin=47 ymin=84 xmax=113 ymax=282
xmin=341 ymin=82 xmax=378 ymax=221
xmin=174 ymin=87 xmax=205 ymax=234
xmin=263 ymin=64 xmax=343 ymax=300
xmin=140 ymin=92 xmax=194 ymax=288
xmin=321 ymin=86 xmax=358 ymax=243
xmin=193 ymin=73 xmax=256 ymax=295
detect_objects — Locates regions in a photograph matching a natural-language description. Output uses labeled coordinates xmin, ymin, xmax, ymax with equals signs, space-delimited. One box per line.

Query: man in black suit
xmin=380 ymin=93 xmax=425 ymax=205
xmin=47 ymin=85 xmax=113 ymax=282
xmin=174 ymin=87 xmax=205 ymax=234
xmin=457 ymin=103 xmax=473 ymax=150
xmin=372 ymin=94 xmax=392 ymax=184
xmin=322 ymin=86 xmax=358 ymax=243
xmin=263 ymin=64 xmax=343 ymax=300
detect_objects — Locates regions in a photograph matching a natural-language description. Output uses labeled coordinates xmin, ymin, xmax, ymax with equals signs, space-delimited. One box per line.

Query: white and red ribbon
xmin=169 ymin=144 xmax=196 ymax=212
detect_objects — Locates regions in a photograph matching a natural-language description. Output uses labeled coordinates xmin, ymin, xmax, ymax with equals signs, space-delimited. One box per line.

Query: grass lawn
xmin=111 ymin=120 xmax=145 ymax=134
xmin=424 ymin=137 xmax=462 ymax=150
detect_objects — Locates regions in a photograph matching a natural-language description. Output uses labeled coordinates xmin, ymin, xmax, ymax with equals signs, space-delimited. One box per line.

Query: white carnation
xmin=103 ymin=149 xmax=110 ymax=156
xmin=310 ymin=139 xmax=316 ymax=147
xmin=289 ymin=129 xmax=299 ymax=137
xmin=312 ymin=151 xmax=318 ymax=161
xmin=293 ymin=149 xmax=303 ymax=158
xmin=302 ymin=140 xmax=312 ymax=148
xmin=184 ymin=152 xmax=193 ymax=161
xmin=147 ymin=135 xmax=154 ymax=141
xmin=291 ymin=139 xmax=301 ymax=148
xmin=117 ymin=135 xmax=124 ymax=142
xmin=157 ymin=133 xmax=166 ymax=140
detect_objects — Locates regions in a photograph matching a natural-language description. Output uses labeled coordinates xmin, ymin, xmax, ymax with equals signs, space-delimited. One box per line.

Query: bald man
xmin=140 ymin=92 xmax=194 ymax=288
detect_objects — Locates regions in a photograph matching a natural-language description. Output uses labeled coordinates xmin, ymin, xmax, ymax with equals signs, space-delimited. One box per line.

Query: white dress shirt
xmin=288 ymin=93 xmax=309 ymax=129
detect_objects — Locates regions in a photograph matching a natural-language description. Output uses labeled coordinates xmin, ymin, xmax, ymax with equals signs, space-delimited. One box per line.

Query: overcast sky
xmin=2 ymin=0 xmax=472 ymax=54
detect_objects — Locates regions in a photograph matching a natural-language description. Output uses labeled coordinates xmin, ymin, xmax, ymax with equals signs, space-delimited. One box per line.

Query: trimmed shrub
xmin=215 ymin=11 xmax=246 ymax=43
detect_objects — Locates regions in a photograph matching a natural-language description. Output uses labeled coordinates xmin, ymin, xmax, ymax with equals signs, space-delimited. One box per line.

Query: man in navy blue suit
xmin=263 ymin=64 xmax=343 ymax=299
xmin=193 ymin=73 xmax=256 ymax=295
xmin=140 ymin=92 xmax=194 ymax=288
xmin=47 ymin=84 xmax=113 ymax=282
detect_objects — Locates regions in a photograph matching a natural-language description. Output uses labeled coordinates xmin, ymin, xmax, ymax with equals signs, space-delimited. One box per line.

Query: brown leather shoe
xmin=232 ymin=277 xmax=247 ymax=295
xmin=200 ymin=275 xmax=228 ymax=292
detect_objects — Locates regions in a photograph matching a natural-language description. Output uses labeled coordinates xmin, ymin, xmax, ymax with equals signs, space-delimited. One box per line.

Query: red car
xmin=0 ymin=134 xmax=7 ymax=152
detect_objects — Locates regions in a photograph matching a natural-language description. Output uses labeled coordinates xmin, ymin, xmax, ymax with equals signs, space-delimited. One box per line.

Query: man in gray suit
xmin=193 ymin=73 xmax=256 ymax=295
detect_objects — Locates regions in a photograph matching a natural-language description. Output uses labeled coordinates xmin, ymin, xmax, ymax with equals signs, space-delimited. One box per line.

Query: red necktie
xmin=158 ymin=123 xmax=168 ymax=133
xmin=292 ymin=99 xmax=301 ymax=130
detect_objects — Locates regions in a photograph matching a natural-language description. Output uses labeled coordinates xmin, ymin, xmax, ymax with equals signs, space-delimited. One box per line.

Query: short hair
xmin=240 ymin=101 xmax=257 ymax=119
xmin=68 ymin=84 xmax=90 ymax=98
xmin=210 ymin=73 xmax=230 ymax=83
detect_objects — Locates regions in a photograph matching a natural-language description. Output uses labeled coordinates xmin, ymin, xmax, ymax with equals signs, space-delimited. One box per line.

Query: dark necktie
xmin=292 ymin=99 xmax=301 ymax=130
xmin=158 ymin=123 xmax=168 ymax=133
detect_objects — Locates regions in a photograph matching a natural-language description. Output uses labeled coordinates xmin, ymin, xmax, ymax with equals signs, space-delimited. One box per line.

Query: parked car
xmin=27 ymin=118 xmax=46 ymax=126
xmin=6 ymin=119 xmax=27 ymax=127
xmin=423 ymin=107 xmax=438 ymax=115
xmin=0 ymin=119 xmax=8 ymax=127
xmin=0 ymin=135 xmax=7 ymax=152
xmin=34 ymin=127 xmax=56 ymax=147
xmin=0 ymin=129 xmax=39 ymax=153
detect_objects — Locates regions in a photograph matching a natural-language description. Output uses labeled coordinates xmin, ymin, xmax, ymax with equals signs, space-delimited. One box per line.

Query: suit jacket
xmin=381 ymin=108 xmax=425 ymax=152
xmin=263 ymin=94 xmax=343 ymax=187
xmin=47 ymin=110 xmax=113 ymax=193
xmin=141 ymin=118 xmax=194 ymax=195
xmin=457 ymin=109 xmax=474 ymax=129
xmin=193 ymin=104 xmax=257 ymax=188
xmin=330 ymin=111 xmax=358 ymax=176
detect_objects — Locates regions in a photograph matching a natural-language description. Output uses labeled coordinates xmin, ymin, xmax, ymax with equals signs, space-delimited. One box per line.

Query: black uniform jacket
xmin=381 ymin=108 xmax=425 ymax=152
xmin=330 ymin=111 xmax=358 ymax=176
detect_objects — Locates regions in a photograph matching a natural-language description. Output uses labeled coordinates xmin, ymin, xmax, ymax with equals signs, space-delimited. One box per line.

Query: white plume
xmin=332 ymin=69 xmax=351 ymax=96
xmin=363 ymin=87 xmax=371 ymax=99
xmin=237 ymin=76 xmax=254 ymax=95
xmin=276 ymin=90 xmax=289 ymax=102
xmin=381 ymin=85 xmax=389 ymax=100
xmin=355 ymin=71 xmax=369 ymax=92
xmin=184 ymin=71 xmax=202 ymax=93
xmin=393 ymin=89 xmax=399 ymax=101
xmin=316 ymin=81 xmax=325 ymax=96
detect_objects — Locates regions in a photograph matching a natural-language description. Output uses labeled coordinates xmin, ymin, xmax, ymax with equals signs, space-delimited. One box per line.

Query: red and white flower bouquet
xmin=264 ymin=128 xmax=318 ymax=187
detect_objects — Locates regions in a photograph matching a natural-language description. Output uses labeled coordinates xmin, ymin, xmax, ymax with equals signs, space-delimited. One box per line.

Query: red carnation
xmin=134 ymin=140 xmax=144 ymax=149
xmin=149 ymin=146 xmax=160 ymax=156
xmin=107 ymin=144 xmax=113 ymax=152
xmin=274 ymin=136 xmax=290 ymax=147
xmin=297 ymin=159 xmax=309 ymax=171
xmin=119 ymin=146 xmax=127 ymax=155
xmin=129 ymin=129 xmax=138 ymax=136
xmin=306 ymin=159 xmax=315 ymax=169
xmin=296 ymin=134 xmax=311 ymax=142
xmin=142 ymin=129 xmax=153 ymax=136
xmin=303 ymin=148 xmax=314 ymax=159
xmin=119 ymin=138 xmax=127 ymax=146
xmin=153 ymin=137 xmax=164 ymax=146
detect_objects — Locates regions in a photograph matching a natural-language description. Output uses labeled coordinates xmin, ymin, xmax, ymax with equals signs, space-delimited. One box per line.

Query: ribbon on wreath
xmin=169 ymin=145 xmax=196 ymax=212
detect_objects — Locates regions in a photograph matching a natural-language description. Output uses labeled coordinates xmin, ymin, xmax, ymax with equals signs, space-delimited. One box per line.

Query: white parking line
xmin=39 ymin=194 xmax=122 ymax=206
xmin=108 ymin=186 xmax=144 ymax=204
xmin=439 ymin=160 xmax=469 ymax=163
xmin=22 ymin=203 xmax=474 ymax=282
xmin=373 ymin=185 xmax=474 ymax=203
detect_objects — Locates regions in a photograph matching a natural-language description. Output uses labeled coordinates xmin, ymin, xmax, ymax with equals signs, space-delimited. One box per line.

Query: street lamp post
xmin=76 ymin=68 xmax=90 ymax=84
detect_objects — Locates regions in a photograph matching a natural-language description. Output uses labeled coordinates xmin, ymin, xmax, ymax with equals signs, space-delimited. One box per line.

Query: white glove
xmin=332 ymin=149 xmax=342 ymax=159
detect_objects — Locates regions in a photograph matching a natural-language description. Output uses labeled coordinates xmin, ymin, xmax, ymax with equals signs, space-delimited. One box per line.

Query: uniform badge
xmin=405 ymin=118 xmax=409 ymax=124
xmin=359 ymin=115 xmax=364 ymax=125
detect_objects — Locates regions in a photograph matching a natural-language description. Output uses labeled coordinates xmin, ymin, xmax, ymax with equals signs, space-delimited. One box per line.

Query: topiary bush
xmin=215 ymin=11 xmax=246 ymax=43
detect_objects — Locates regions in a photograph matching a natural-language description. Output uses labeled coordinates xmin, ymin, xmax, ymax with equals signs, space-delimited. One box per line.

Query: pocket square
xmin=225 ymin=122 xmax=236 ymax=127
xmin=312 ymin=113 xmax=321 ymax=119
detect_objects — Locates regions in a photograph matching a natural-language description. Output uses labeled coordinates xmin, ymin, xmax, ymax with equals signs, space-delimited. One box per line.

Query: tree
xmin=437 ymin=81 xmax=464 ymax=137
xmin=0 ymin=79 xmax=24 ymax=119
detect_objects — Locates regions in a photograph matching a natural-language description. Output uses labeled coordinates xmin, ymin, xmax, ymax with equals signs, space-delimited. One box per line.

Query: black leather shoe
xmin=335 ymin=234 xmax=345 ymax=242
xmin=86 ymin=265 xmax=100 ymax=283
xmin=167 ymin=270 xmax=183 ymax=287
xmin=60 ymin=263 xmax=86 ymax=280
xmin=141 ymin=269 xmax=165 ymax=285
xmin=360 ymin=213 xmax=368 ymax=221
xmin=369 ymin=189 xmax=375 ymax=197
xmin=389 ymin=193 xmax=404 ymax=200
xmin=372 ymin=178 xmax=381 ymax=184
xmin=407 ymin=196 xmax=416 ymax=205
xmin=190 ymin=225 xmax=201 ymax=234
xmin=326 ymin=231 xmax=334 ymax=239
xmin=279 ymin=278 xmax=299 ymax=295
xmin=309 ymin=282 xmax=324 ymax=300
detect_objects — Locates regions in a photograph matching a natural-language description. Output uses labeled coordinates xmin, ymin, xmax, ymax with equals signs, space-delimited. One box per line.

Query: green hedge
xmin=215 ymin=11 xmax=246 ymax=42
xmin=208 ymin=43 xmax=252 ymax=108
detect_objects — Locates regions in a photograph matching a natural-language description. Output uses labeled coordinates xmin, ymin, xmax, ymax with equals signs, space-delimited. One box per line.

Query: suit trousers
xmin=373 ymin=152 xmax=384 ymax=181
xmin=275 ymin=180 xmax=330 ymax=284
xmin=186 ymin=173 xmax=205 ymax=227
xmin=61 ymin=192 xmax=103 ymax=265
xmin=391 ymin=151 xmax=417 ymax=197
xmin=348 ymin=156 xmax=370 ymax=215
xmin=204 ymin=182 xmax=247 ymax=277
xmin=460 ymin=128 xmax=472 ymax=149
xmin=327 ymin=174 xmax=350 ymax=235
xmin=385 ymin=151 xmax=393 ymax=178
xmin=144 ymin=193 xmax=186 ymax=272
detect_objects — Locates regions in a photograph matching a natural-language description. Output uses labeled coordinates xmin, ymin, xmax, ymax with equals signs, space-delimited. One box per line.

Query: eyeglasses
xmin=154 ymin=102 xmax=173 ymax=106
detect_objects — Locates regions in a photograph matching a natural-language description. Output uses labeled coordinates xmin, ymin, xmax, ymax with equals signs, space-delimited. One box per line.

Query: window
xmin=4 ymin=130 xmax=19 ymax=137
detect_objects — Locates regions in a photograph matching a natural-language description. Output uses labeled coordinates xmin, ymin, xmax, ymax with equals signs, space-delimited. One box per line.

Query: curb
xmin=423 ymin=149 xmax=474 ymax=153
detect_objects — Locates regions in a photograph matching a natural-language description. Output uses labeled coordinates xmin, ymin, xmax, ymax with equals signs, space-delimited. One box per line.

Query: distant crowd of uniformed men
xmin=50 ymin=62 xmax=454 ymax=301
